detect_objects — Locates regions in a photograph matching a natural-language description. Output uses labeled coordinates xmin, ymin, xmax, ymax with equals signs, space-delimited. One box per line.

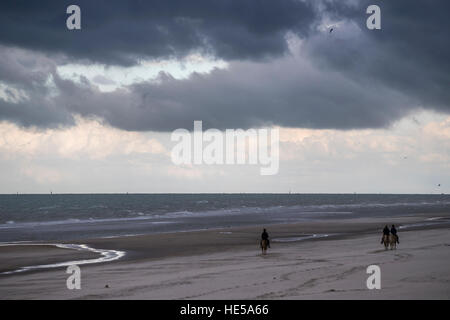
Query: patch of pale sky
xmin=0 ymin=116 xmax=167 ymax=160
xmin=56 ymin=54 xmax=228 ymax=92
xmin=0 ymin=110 xmax=449 ymax=193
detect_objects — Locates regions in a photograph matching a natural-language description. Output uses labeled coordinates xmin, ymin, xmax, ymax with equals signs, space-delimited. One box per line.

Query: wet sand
xmin=0 ymin=245 xmax=99 ymax=274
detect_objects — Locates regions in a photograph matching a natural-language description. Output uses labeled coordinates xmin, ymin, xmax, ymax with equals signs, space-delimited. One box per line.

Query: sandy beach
xmin=0 ymin=213 xmax=449 ymax=300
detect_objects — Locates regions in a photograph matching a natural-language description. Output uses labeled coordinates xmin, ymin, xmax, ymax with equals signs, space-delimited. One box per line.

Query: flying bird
xmin=325 ymin=22 xmax=341 ymax=34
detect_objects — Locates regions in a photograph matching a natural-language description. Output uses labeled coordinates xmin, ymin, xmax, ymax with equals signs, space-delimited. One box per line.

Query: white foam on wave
xmin=399 ymin=219 xmax=450 ymax=230
xmin=0 ymin=242 xmax=125 ymax=275
xmin=272 ymin=233 xmax=334 ymax=243
xmin=425 ymin=217 xmax=444 ymax=221
xmin=99 ymin=233 xmax=144 ymax=239
xmin=0 ymin=216 xmax=176 ymax=229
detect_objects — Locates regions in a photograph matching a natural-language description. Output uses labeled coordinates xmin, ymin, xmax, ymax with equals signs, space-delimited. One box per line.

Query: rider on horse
xmin=391 ymin=224 xmax=399 ymax=244
xmin=381 ymin=225 xmax=390 ymax=244
xmin=261 ymin=228 xmax=270 ymax=248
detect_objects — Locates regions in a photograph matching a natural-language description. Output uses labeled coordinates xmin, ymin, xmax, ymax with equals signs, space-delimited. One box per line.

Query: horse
xmin=260 ymin=239 xmax=268 ymax=255
xmin=389 ymin=234 xmax=397 ymax=250
xmin=381 ymin=234 xmax=390 ymax=250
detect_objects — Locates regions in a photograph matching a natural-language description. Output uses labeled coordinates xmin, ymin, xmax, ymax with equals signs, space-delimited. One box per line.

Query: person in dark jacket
xmin=391 ymin=224 xmax=399 ymax=244
xmin=381 ymin=225 xmax=390 ymax=244
xmin=261 ymin=228 xmax=270 ymax=248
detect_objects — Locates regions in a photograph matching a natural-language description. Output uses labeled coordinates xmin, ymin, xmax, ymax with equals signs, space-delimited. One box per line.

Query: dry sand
xmin=0 ymin=214 xmax=449 ymax=299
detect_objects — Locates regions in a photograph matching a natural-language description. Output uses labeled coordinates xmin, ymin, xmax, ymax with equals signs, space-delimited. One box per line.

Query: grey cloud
xmin=0 ymin=46 xmax=75 ymax=128
xmin=92 ymin=75 xmax=116 ymax=86
xmin=22 ymin=50 xmax=414 ymax=131
xmin=0 ymin=0 xmax=449 ymax=131
xmin=0 ymin=0 xmax=317 ymax=65
xmin=306 ymin=0 xmax=450 ymax=113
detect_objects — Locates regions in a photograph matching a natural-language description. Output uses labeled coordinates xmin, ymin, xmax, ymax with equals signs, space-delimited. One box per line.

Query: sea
xmin=1 ymin=194 xmax=450 ymax=243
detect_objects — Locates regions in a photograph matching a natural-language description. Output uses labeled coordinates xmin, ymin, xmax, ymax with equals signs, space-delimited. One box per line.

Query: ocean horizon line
xmin=1 ymin=192 xmax=447 ymax=196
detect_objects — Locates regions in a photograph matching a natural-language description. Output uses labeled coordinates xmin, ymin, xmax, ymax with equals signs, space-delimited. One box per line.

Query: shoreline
xmin=0 ymin=243 xmax=125 ymax=275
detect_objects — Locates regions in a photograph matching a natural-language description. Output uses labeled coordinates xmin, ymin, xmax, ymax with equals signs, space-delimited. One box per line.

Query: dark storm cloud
xmin=0 ymin=46 xmax=75 ymax=128
xmin=306 ymin=0 xmax=450 ymax=113
xmin=7 ymin=51 xmax=411 ymax=131
xmin=0 ymin=0 xmax=317 ymax=65
xmin=0 ymin=0 xmax=449 ymax=131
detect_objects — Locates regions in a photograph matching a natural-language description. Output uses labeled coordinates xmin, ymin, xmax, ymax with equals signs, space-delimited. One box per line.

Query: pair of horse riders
xmin=381 ymin=224 xmax=399 ymax=244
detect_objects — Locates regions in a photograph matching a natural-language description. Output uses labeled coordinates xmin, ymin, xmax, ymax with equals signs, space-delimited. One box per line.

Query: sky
xmin=0 ymin=0 xmax=449 ymax=194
